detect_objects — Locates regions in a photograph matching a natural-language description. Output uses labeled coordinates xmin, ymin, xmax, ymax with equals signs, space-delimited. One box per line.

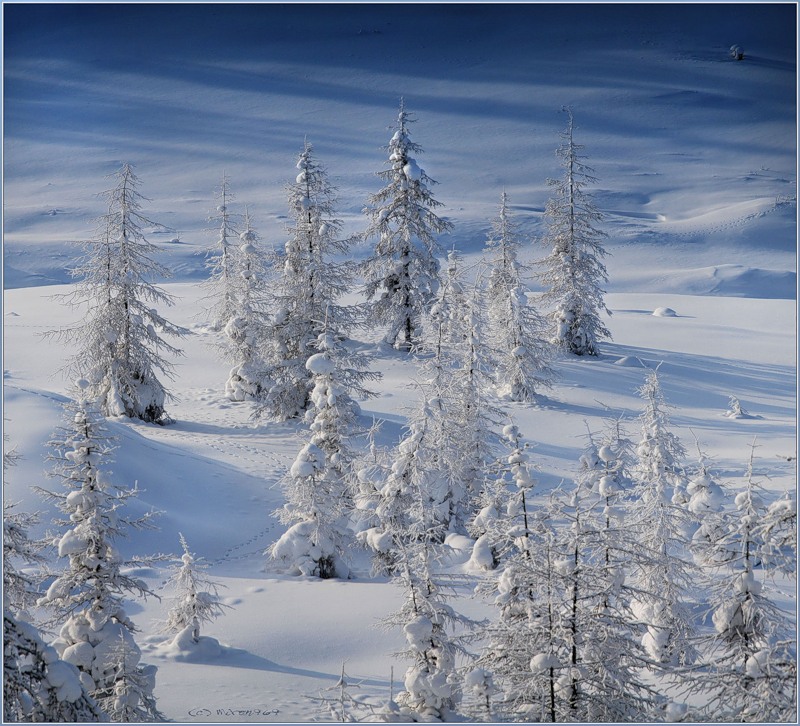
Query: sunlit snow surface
xmin=3 ymin=3 xmax=796 ymax=723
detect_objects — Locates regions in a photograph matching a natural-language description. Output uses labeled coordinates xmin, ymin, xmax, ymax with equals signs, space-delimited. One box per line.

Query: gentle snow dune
xmin=2 ymin=4 xmax=796 ymax=722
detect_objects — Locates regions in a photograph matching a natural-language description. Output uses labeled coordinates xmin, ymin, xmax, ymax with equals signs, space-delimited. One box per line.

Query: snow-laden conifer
xmin=223 ymin=209 xmax=272 ymax=402
xmin=359 ymin=395 xmax=452 ymax=575
xmin=538 ymin=110 xmax=611 ymax=356
xmin=161 ymin=534 xmax=230 ymax=643
xmin=35 ymin=384 xmax=163 ymax=721
xmin=3 ymin=434 xmax=105 ymax=723
xmin=449 ymin=291 xmax=504 ymax=526
xmin=478 ymin=482 xmax=658 ymax=722
xmin=685 ymin=446 xmax=797 ymax=722
xmin=269 ymin=330 xmax=364 ymax=579
xmin=361 ymin=101 xmax=453 ymax=350
xmin=3 ymin=436 xmax=44 ymax=617
xmin=427 ymin=249 xmax=468 ymax=349
xmin=468 ymin=421 xmax=536 ymax=572
xmin=257 ymin=142 xmax=361 ymax=420
xmin=49 ymin=163 xmax=187 ymax=424
xmin=382 ymin=481 xmax=473 ymax=722
xmin=484 ymin=192 xmax=554 ymax=400
xmin=202 ymin=173 xmax=241 ymax=332
xmin=628 ymin=370 xmax=697 ymax=670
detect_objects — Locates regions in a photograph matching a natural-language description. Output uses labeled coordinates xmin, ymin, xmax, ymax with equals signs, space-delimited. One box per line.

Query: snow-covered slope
xmin=2 ymin=4 xmax=796 ymax=723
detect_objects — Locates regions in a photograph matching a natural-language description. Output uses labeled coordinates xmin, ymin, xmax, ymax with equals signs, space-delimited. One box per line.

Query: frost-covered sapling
xmin=35 ymin=384 xmax=163 ymax=721
xmin=48 ymin=163 xmax=187 ymax=424
xmin=724 ymin=395 xmax=754 ymax=419
xmin=310 ymin=662 xmax=375 ymax=723
xmin=484 ymin=191 xmax=554 ymax=400
xmin=161 ymin=534 xmax=230 ymax=646
xmin=361 ymin=100 xmax=453 ymax=350
xmin=538 ymin=110 xmax=611 ymax=356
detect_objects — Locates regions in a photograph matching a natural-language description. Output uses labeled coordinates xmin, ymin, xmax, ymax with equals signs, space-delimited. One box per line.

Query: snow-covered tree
xmin=628 ymin=370 xmax=697 ymax=670
xmin=161 ymin=534 xmax=229 ymax=643
xmin=757 ymin=490 xmax=797 ymax=578
xmin=361 ymin=100 xmax=453 ymax=350
xmin=382 ymin=483 xmax=473 ymax=722
xmin=3 ymin=436 xmax=42 ymax=617
xmin=448 ymin=291 xmax=504 ymax=526
xmin=686 ymin=447 xmax=796 ymax=722
xmin=4 ymin=434 xmax=105 ymax=723
xmin=49 ymin=163 xmax=187 ymax=424
xmin=538 ymin=110 xmax=611 ymax=356
xmin=427 ymin=249 xmax=467 ymax=349
xmin=35 ymin=385 xmax=163 ymax=721
xmin=269 ymin=330 xmax=365 ymax=579
xmin=468 ymin=421 xmax=536 ymax=572
xmin=479 ymin=484 xmax=659 ymax=723
xmin=202 ymin=173 xmax=241 ymax=331
xmin=257 ymin=142 xmax=362 ymax=420
xmin=223 ymin=209 xmax=273 ymax=402
xmin=484 ymin=191 xmax=554 ymax=400
xmin=359 ymin=395 xmax=452 ymax=574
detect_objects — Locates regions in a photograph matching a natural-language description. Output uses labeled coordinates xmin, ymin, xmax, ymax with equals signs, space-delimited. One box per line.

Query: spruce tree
xmin=538 ymin=110 xmax=611 ymax=357
xmin=627 ymin=371 xmax=697 ymax=670
xmin=361 ymin=100 xmax=453 ymax=350
xmin=49 ymin=163 xmax=186 ymax=424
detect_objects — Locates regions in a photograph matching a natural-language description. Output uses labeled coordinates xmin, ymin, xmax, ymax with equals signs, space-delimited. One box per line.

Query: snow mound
xmin=614 ymin=356 xmax=647 ymax=367
xmin=153 ymin=627 xmax=224 ymax=663
xmin=652 ymin=307 xmax=678 ymax=317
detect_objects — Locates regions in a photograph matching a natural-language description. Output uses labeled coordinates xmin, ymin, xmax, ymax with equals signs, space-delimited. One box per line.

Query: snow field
xmin=3 ymin=277 xmax=795 ymax=721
